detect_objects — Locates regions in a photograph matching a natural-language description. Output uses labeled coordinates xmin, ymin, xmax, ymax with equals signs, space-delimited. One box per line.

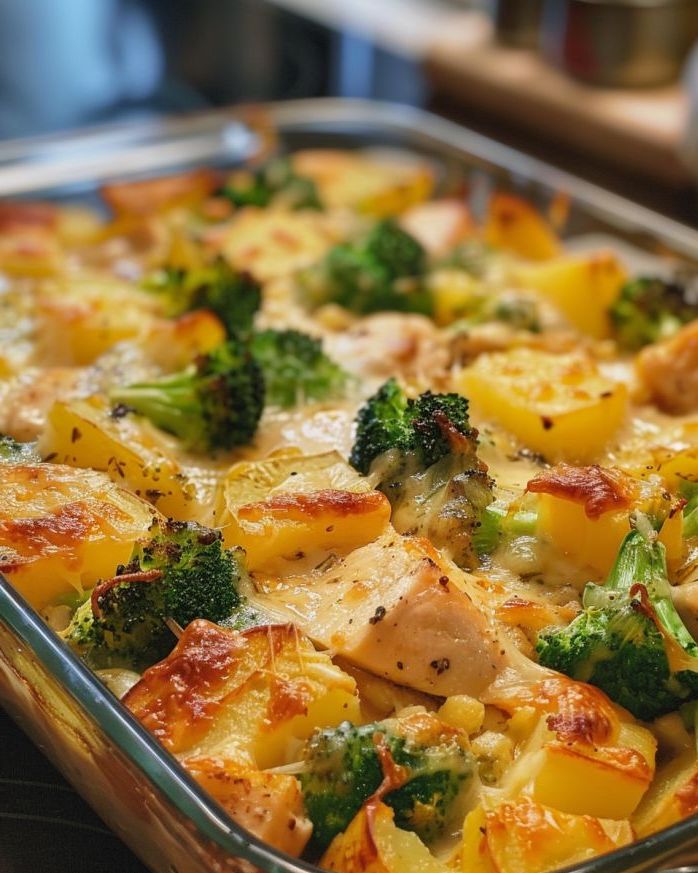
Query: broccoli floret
xmin=610 ymin=275 xmax=698 ymax=351
xmin=300 ymin=714 xmax=473 ymax=850
xmin=302 ymin=219 xmax=431 ymax=316
xmin=350 ymin=379 xmax=472 ymax=474
xmin=62 ymin=520 xmax=249 ymax=670
xmin=221 ymin=157 xmax=322 ymax=211
xmin=249 ymin=328 xmax=349 ymax=408
xmin=110 ymin=339 xmax=264 ymax=453
xmin=143 ymin=259 xmax=261 ymax=339
xmin=537 ymin=522 xmax=698 ymax=720
xmin=350 ymin=379 xmax=494 ymax=568
xmin=0 ymin=435 xmax=41 ymax=465
xmin=350 ymin=378 xmax=415 ymax=474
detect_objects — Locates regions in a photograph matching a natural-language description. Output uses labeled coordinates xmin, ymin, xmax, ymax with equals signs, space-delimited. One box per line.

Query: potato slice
xmin=124 ymin=620 xmax=360 ymax=769
xmin=183 ymin=756 xmax=312 ymax=857
xmin=41 ymin=398 xmax=201 ymax=521
xmin=462 ymin=799 xmax=633 ymax=873
xmin=459 ymin=348 xmax=628 ymax=463
xmin=101 ymin=169 xmax=218 ymax=216
xmin=633 ymin=749 xmax=698 ymax=836
xmin=322 ymin=801 xmax=449 ymax=873
xmin=218 ymin=208 xmax=341 ymax=282
xmin=483 ymin=194 xmax=560 ymax=262
xmin=0 ymin=463 xmax=155 ymax=609
xmin=145 ymin=309 xmax=226 ymax=371
xmin=218 ymin=451 xmax=389 ymax=570
xmin=225 ymin=489 xmax=390 ymax=573
xmin=515 ymin=252 xmax=626 ymax=339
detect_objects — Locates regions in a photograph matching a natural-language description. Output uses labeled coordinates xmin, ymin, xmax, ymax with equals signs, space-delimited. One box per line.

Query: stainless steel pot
xmin=492 ymin=0 xmax=544 ymax=48
xmin=541 ymin=0 xmax=698 ymax=87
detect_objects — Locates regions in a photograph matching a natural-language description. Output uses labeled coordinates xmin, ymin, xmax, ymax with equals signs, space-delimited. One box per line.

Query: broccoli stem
xmin=587 ymin=528 xmax=698 ymax=658
xmin=112 ymin=374 xmax=202 ymax=437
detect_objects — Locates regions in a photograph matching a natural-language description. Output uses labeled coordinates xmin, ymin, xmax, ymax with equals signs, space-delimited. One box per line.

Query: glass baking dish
xmin=2 ymin=98 xmax=698 ymax=873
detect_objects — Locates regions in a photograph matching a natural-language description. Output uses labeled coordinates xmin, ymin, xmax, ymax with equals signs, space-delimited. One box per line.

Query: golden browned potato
xmin=124 ymin=620 xmax=360 ymax=769
xmin=484 ymin=193 xmax=560 ymax=262
xmin=462 ymin=798 xmax=632 ymax=873
xmin=0 ymin=463 xmax=155 ymax=608
xmin=322 ymin=801 xmax=449 ymax=873
xmin=483 ymin=675 xmax=656 ymax=820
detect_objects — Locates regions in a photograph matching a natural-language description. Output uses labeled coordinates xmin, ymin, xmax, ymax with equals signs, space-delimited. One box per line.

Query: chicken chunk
xmin=248 ymin=531 xmax=511 ymax=697
xmin=637 ymin=320 xmax=698 ymax=414
xmin=184 ymin=757 xmax=312 ymax=857
xmin=325 ymin=312 xmax=450 ymax=390
xmin=399 ymin=199 xmax=473 ymax=256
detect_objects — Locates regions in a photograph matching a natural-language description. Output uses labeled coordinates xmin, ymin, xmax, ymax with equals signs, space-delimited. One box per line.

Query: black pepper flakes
xmin=541 ymin=416 xmax=554 ymax=431
xmin=430 ymin=657 xmax=450 ymax=675
xmin=110 ymin=403 xmax=133 ymax=419
xmin=368 ymin=605 xmax=387 ymax=625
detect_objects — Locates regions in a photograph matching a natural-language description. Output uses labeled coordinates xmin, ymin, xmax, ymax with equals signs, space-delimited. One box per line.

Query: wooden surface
xmin=426 ymin=12 xmax=693 ymax=187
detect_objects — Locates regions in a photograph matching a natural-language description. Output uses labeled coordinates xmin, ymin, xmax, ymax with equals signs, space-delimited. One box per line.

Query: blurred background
xmin=1 ymin=0 xmax=698 ymax=218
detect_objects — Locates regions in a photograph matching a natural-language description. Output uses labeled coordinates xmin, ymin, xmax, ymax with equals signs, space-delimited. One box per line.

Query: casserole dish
xmin=3 ymin=98 xmax=698 ymax=873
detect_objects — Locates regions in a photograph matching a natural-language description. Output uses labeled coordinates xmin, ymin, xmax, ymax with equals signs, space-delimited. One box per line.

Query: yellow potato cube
xmin=515 ymin=252 xmax=627 ymax=339
xmin=0 ymin=463 xmax=155 ymax=609
xmin=124 ymin=620 xmax=360 ymax=769
xmin=437 ymin=695 xmax=485 ymax=735
xmin=0 ymin=229 xmax=64 ymax=276
xmin=532 ymin=719 xmax=657 ymax=819
xmin=427 ymin=269 xmax=485 ymax=327
xmin=459 ymin=349 xmax=628 ymax=463
xmin=462 ymin=799 xmax=633 ymax=873
xmin=484 ymin=675 xmax=656 ymax=819
xmin=40 ymin=398 xmax=199 ymax=521
xmin=145 ymin=309 xmax=227 ymax=371
xmin=535 ymin=490 xmax=683 ymax=576
xmin=643 ymin=445 xmax=698 ymax=491
xmin=225 ymin=489 xmax=391 ymax=573
xmin=322 ymin=802 xmax=449 ymax=873
xmin=484 ymin=194 xmax=560 ymax=261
